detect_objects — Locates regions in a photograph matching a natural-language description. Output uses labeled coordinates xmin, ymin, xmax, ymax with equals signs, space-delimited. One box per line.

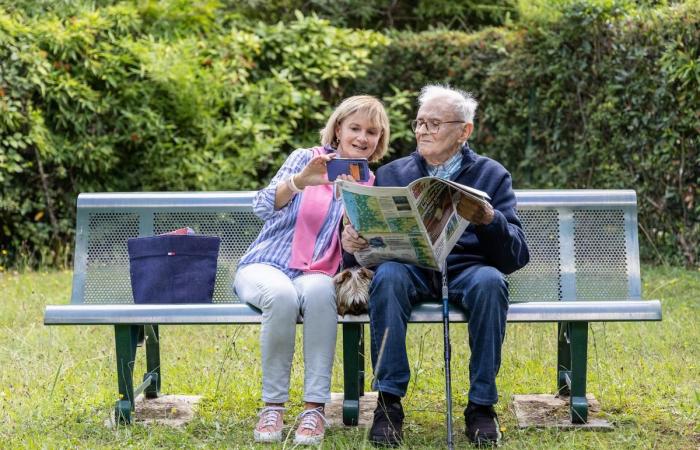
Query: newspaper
xmin=337 ymin=177 xmax=491 ymax=272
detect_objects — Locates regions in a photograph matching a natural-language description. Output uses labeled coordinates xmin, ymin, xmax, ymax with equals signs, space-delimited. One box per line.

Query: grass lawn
xmin=0 ymin=265 xmax=698 ymax=448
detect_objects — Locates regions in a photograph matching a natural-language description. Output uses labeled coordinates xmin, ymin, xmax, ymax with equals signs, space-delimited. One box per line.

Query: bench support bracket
xmin=144 ymin=325 xmax=161 ymax=398
xmin=569 ymin=322 xmax=589 ymax=423
xmin=342 ymin=323 xmax=365 ymax=425
xmin=114 ymin=324 xmax=140 ymax=424
xmin=557 ymin=322 xmax=571 ymax=395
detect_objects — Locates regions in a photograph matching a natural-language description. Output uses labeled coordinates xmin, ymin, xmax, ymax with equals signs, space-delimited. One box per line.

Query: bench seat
xmin=45 ymin=300 xmax=661 ymax=325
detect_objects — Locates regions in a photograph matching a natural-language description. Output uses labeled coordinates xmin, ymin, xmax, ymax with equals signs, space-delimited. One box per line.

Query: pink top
xmin=288 ymin=147 xmax=375 ymax=276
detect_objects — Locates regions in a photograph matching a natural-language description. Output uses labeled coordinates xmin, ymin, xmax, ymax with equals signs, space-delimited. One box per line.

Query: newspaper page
xmin=337 ymin=177 xmax=490 ymax=271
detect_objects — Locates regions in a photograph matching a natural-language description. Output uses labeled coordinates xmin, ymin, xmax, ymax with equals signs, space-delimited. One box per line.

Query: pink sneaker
xmin=293 ymin=407 xmax=328 ymax=446
xmin=254 ymin=406 xmax=286 ymax=443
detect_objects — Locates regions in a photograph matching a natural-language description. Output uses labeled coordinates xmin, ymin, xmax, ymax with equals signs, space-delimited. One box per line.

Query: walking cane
xmin=441 ymin=269 xmax=454 ymax=450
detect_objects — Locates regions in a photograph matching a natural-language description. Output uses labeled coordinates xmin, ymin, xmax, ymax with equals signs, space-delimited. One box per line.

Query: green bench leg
xmin=569 ymin=322 xmax=589 ymax=423
xmin=557 ymin=322 xmax=572 ymax=395
xmin=556 ymin=321 xmax=590 ymax=423
xmin=114 ymin=325 xmax=139 ymax=424
xmin=342 ymin=323 xmax=365 ymax=426
xmin=144 ymin=325 xmax=161 ymax=399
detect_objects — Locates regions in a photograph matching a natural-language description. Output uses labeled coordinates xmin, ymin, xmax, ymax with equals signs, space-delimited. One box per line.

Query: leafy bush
xmin=225 ymin=0 xmax=515 ymax=32
xmin=354 ymin=1 xmax=699 ymax=266
xmin=0 ymin=4 xmax=386 ymax=267
xmin=1 ymin=0 xmax=697 ymax=268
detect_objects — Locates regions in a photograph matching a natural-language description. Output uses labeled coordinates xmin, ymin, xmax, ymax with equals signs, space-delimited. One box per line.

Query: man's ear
xmin=460 ymin=123 xmax=474 ymax=142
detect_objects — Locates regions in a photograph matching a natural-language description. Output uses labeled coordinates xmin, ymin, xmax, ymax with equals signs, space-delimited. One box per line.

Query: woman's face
xmin=335 ymin=111 xmax=381 ymax=159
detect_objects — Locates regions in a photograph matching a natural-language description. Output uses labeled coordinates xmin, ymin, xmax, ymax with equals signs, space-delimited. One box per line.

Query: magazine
xmin=337 ymin=177 xmax=491 ymax=272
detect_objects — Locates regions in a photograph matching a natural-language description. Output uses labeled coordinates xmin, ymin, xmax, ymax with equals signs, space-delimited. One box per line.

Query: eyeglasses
xmin=410 ymin=119 xmax=465 ymax=134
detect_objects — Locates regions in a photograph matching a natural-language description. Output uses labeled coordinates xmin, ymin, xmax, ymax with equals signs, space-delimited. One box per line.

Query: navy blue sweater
xmin=373 ymin=144 xmax=529 ymax=278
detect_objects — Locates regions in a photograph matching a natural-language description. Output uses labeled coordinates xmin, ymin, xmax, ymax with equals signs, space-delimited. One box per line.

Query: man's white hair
xmin=418 ymin=84 xmax=478 ymax=124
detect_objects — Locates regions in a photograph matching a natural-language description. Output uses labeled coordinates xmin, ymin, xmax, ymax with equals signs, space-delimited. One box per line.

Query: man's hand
xmin=457 ymin=197 xmax=494 ymax=225
xmin=341 ymin=223 xmax=368 ymax=254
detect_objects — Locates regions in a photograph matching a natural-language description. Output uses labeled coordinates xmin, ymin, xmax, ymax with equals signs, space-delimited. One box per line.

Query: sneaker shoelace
xmin=257 ymin=406 xmax=285 ymax=429
xmin=297 ymin=407 xmax=328 ymax=432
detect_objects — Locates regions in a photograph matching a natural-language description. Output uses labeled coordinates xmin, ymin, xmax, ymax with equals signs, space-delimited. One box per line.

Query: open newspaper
xmin=337 ymin=177 xmax=491 ymax=272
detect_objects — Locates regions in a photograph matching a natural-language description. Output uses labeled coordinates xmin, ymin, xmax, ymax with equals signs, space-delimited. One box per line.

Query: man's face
xmin=414 ymin=98 xmax=472 ymax=165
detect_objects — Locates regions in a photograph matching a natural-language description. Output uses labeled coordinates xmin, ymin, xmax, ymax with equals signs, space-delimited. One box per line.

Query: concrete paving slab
xmin=326 ymin=391 xmax=378 ymax=427
xmin=105 ymin=394 xmax=202 ymax=428
xmin=512 ymin=394 xmax=613 ymax=430
xmin=104 ymin=391 xmax=379 ymax=429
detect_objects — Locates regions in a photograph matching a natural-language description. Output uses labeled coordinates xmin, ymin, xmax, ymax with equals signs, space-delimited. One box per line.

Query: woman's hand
xmin=336 ymin=173 xmax=357 ymax=183
xmin=341 ymin=223 xmax=368 ymax=254
xmin=294 ymin=153 xmax=336 ymax=188
xmin=274 ymin=152 xmax=335 ymax=210
xmin=333 ymin=174 xmax=357 ymax=200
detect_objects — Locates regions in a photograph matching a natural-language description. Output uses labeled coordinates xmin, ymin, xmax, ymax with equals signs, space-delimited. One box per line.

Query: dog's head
xmin=334 ymin=267 xmax=373 ymax=316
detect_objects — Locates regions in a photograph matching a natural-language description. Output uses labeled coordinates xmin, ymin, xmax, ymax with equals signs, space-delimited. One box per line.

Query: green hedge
xmin=0 ymin=4 xmax=388 ymax=267
xmin=353 ymin=2 xmax=699 ymax=266
xmin=1 ymin=1 xmax=698 ymax=268
xmin=223 ymin=0 xmax=515 ymax=31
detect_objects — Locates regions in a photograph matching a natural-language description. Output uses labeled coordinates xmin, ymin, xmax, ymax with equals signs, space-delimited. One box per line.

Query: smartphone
xmin=326 ymin=158 xmax=370 ymax=182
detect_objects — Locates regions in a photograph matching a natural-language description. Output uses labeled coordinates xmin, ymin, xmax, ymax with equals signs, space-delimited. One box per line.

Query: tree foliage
xmin=0 ymin=0 xmax=697 ymax=268
xmin=353 ymin=1 xmax=699 ymax=266
xmin=223 ymin=0 xmax=515 ymax=32
xmin=0 ymin=4 xmax=387 ymax=267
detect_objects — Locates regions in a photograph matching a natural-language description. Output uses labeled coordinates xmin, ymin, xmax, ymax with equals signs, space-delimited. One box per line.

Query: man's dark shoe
xmin=368 ymin=401 xmax=404 ymax=447
xmin=464 ymin=402 xmax=502 ymax=446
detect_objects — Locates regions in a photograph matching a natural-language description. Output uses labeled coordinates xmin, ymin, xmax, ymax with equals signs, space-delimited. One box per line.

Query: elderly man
xmin=342 ymin=85 xmax=529 ymax=446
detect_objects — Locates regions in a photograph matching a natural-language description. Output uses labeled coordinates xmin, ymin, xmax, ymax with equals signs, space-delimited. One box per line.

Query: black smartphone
xmin=326 ymin=158 xmax=370 ymax=182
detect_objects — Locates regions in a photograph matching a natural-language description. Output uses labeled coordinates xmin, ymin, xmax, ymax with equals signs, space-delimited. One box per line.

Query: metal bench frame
xmin=44 ymin=190 xmax=661 ymax=425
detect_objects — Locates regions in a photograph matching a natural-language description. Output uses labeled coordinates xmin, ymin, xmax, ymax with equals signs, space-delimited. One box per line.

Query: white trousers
xmin=233 ymin=263 xmax=337 ymax=404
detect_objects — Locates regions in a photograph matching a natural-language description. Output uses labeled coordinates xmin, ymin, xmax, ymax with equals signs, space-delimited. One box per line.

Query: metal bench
xmin=44 ymin=190 xmax=662 ymax=425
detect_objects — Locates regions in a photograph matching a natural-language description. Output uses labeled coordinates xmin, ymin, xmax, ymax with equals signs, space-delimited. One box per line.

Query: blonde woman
xmin=234 ymin=96 xmax=389 ymax=445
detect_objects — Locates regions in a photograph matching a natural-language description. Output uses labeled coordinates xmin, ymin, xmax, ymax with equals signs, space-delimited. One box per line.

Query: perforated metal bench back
xmin=71 ymin=190 xmax=641 ymax=305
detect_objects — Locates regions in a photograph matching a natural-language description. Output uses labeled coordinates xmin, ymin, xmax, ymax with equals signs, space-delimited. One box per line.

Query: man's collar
xmin=459 ymin=142 xmax=476 ymax=166
xmin=426 ymin=151 xmax=462 ymax=178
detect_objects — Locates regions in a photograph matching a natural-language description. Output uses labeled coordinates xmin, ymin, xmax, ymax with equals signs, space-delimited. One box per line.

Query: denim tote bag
xmin=127 ymin=235 xmax=220 ymax=304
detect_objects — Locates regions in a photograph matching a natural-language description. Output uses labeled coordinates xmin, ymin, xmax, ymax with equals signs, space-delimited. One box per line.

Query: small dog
xmin=334 ymin=267 xmax=374 ymax=315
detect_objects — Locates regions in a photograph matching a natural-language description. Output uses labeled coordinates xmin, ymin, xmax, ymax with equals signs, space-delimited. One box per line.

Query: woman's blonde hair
xmin=320 ymin=95 xmax=390 ymax=163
